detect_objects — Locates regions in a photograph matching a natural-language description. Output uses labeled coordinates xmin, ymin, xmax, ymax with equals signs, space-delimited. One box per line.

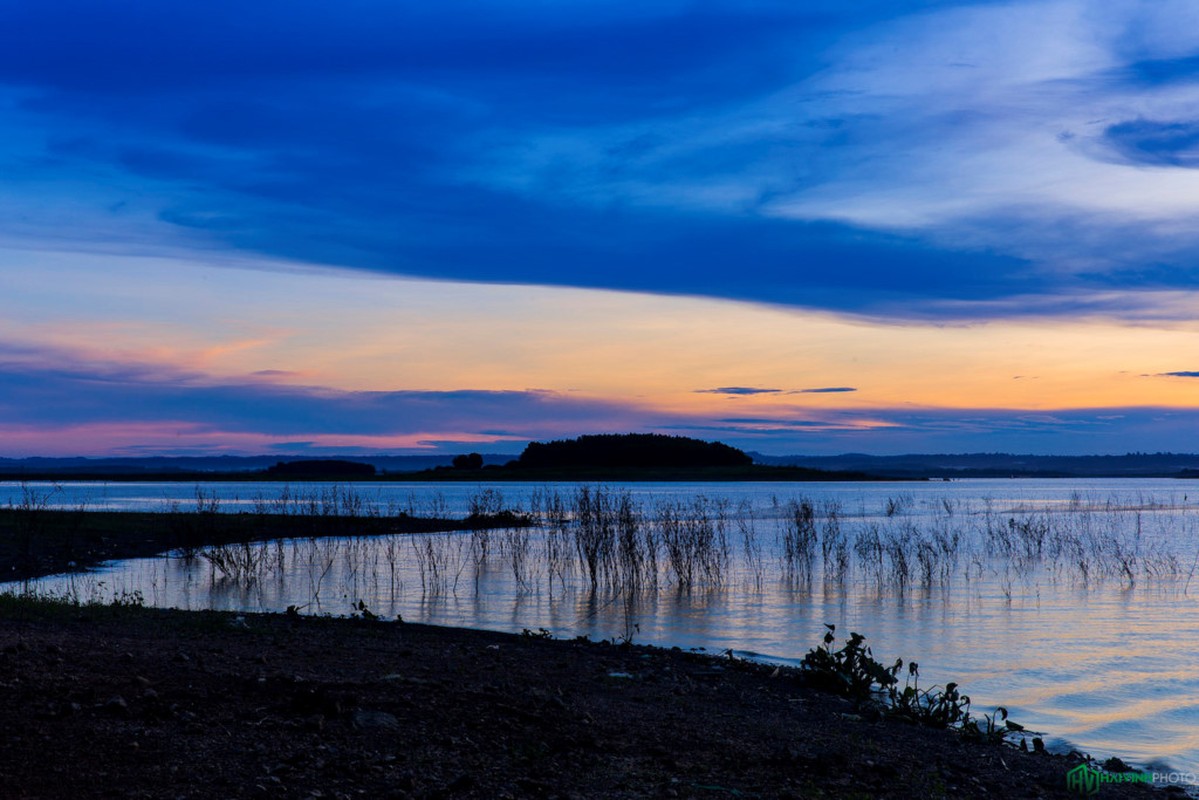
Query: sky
xmin=3 ymin=0 xmax=1199 ymax=458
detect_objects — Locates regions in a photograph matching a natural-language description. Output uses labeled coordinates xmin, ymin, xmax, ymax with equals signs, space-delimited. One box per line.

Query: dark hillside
xmin=265 ymin=459 xmax=376 ymax=478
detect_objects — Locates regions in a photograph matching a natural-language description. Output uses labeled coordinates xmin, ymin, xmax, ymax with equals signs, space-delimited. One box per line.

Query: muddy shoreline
xmin=0 ymin=508 xmax=1155 ymax=798
xmin=0 ymin=602 xmax=1154 ymax=799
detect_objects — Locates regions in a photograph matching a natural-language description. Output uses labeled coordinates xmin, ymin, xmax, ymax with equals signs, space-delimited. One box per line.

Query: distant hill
xmin=0 ymin=454 xmax=513 ymax=477
xmin=750 ymin=452 xmax=1199 ymax=478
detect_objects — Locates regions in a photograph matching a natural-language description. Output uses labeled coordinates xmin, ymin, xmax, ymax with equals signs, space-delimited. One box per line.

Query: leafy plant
xmin=887 ymin=661 xmax=972 ymax=728
xmin=351 ymin=599 xmax=379 ymax=621
xmin=803 ymin=624 xmax=1023 ymax=744
xmin=962 ymin=706 xmax=1024 ymax=743
xmin=801 ymin=624 xmax=902 ymax=701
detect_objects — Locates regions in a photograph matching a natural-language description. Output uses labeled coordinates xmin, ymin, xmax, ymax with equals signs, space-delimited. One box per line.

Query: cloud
xmin=1101 ymin=119 xmax=1199 ymax=167
xmin=1162 ymin=371 xmax=1199 ymax=378
xmin=8 ymin=0 xmax=1199 ymax=321
xmin=0 ymin=342 xmax=651 ymax=440
xmin=695 ymin=387 xmax=782 ymax=396
xmin=693 ymin=406 xmax=1199 ymax=455
xmin=795 ymin=387 xmax=857 ymax=394
xmin=2 ymin=341 xmax=1198 ymax=456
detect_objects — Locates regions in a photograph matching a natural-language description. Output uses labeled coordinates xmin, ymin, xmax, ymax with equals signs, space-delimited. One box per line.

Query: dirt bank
xmin=0 ymin=602 xmax=1150 ymax=799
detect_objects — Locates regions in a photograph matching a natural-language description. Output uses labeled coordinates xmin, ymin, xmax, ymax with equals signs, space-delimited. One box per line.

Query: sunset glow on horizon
xmin=4 ymin=1 xmax=1199 ymax=457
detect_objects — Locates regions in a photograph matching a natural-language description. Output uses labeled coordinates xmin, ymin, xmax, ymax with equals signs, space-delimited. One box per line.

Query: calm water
xmin=7 ymin=478 xmax=1199 ymax=778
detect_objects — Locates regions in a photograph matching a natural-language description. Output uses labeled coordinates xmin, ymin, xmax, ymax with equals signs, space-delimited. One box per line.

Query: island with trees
xmin=424 ymin=433 xmax=888 ymax=481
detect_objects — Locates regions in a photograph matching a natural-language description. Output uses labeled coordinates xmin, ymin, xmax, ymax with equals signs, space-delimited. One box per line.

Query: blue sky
xmin=2 ymin=1 xmax=1199 ymax=456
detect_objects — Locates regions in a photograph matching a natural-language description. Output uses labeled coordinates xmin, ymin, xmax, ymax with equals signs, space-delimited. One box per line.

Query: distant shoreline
xmin=7 ymin=445 xmax=1199 ymax=480
xmin=5 ymin=467 xmax=1199 ymax=481
xmin=0 ymin=465 xmax=909 ymax=483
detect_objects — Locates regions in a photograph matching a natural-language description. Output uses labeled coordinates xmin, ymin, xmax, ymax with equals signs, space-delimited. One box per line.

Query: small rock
xmin=351 ymin=710 xmax=402 ymax=731
xmin=103 ymin=695 xmax=129 ymax=716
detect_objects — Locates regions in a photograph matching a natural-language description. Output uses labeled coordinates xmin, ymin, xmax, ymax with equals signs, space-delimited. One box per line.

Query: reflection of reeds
xmin=200 ymin=541 xmax=267 ymax=582
xmin=822 ymin=502 xmax=849 ymax=585
xmin=573 ymin=486 xmax=615 ymax=588
xmin=780 ymin=499 xmax=817 ymax=578
xmin=26 ymin=484 xmax=1199 ymax=614
xmin=737 ymin=500 xmax=764 ymax=589
xmin=657 ymin=497 xmax=730 ymax=589
xmin=412 ymin=535 xmax=448 ymax=595
xmin=501 ymin=526 xmax=534 ymax=592
xmin=496 ymin=491 xmax=1196 ymax=598
xmin=532 ymin=489 xmax=573 ymax=592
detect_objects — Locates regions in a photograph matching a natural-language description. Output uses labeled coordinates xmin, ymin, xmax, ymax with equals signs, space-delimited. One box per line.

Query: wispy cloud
xmin=794 ymin=387 xmax=857 ymax=394
xmin=0 ymin=343 xmax=652 ymax=445
xmin=1162 ymin=371 xmax=1199 ymax=378
xmin=694 ymin=387 xmax=782 ymax=396
xmin=1 ymin=340 xmax=1195 ymax=456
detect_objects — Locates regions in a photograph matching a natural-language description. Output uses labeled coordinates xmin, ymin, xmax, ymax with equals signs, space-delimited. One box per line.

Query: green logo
xmin=1066 ymin=765 xmax=1100 ymax=796
xmin=1066 ymin=764 xmax=1154 ymax=796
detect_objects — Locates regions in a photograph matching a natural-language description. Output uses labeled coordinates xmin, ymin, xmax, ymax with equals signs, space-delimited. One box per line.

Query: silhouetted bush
xmin=452 ymin=453 xmax=484 ymax=470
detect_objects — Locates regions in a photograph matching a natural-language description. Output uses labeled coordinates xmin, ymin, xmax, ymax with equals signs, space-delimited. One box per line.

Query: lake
xmin=5 ymin=477 xmax=1199 ymax=777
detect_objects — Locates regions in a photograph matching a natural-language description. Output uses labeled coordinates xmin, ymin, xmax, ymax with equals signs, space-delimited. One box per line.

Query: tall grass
xmin=20 ymin=485 xmax=1199 ymax=618
xmin=190 ymin=488 xmax=1199 ymax=599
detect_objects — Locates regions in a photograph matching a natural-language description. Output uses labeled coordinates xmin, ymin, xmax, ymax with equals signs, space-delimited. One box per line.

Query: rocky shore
xmin=0 ymin=600 xmax=1152 ymax=799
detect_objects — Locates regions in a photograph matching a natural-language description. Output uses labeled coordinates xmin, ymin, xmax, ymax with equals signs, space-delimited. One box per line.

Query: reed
xmin=17 ymin=483 xmax=1199 ymax=620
